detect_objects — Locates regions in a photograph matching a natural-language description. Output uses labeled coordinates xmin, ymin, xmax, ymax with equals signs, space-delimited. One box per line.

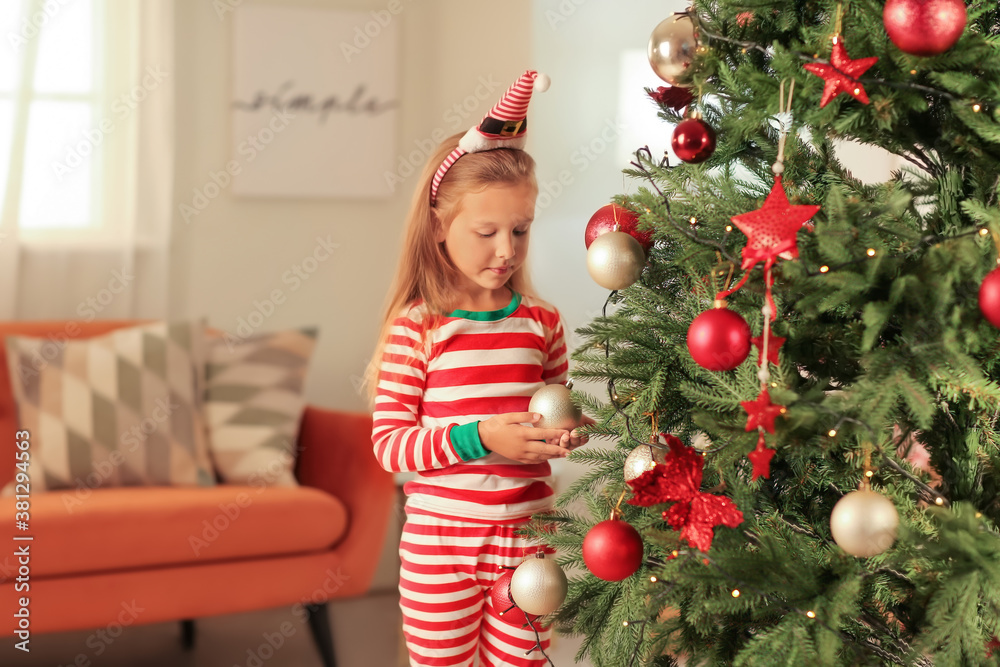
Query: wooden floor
xmin=0 ymin=589 xmax=590 ymax=666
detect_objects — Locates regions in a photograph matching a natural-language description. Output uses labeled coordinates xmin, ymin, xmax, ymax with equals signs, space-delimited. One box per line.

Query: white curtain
xmin=0 ymin=0 xmax=174 ymax=321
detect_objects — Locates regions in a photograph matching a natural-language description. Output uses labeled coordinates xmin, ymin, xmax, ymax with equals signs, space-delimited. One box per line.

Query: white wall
xmin=170 ymin=0 xmax=532 ymax=412
xmin=528 ymin=0 xmax=690 ymax=486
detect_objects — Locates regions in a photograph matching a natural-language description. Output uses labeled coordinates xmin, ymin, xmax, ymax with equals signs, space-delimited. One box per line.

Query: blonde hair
xmin=364 ymin=132 xmax=538 ymax=407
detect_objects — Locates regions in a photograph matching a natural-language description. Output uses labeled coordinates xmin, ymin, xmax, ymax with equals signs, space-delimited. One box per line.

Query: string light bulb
xmin=980 ymin=228 xmax=990 ymax=236
xmin=650 ymin=576 xmax=658 ymax=583
xmin=731 ymin=589 xmax=741 ymax=598
xmin=935 ymin=497 xmax=944 ymax=505
xmin=828 ymin=429 xmax=837 ymax=437
xmin=819 ymin=265 xmax=830 ymax=273
xmin=866 ymin=248 xmax=876 ymax=257
xmin=973 ymin=102 xmax=982 ymax=113
xmin=689 ymin=216 xmax=698 ymax=226
xmin=806 ymin=610 xmax=816 ymax=619
xmin=865 ymin=470 xmax=874 ymax=478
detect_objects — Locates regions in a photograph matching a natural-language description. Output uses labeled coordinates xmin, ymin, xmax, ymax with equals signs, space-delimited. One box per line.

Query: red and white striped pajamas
xmin=372 ymin=291 xmax=568 ymax=667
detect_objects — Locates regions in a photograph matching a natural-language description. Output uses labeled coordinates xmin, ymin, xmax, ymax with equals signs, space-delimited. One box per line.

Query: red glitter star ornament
xmin=802 ymin=37 xmax=878 ymax=108
xmin=741 ymin=389 xmax=786 ymax=434
xmin=731 ymin=176 xmax=821 ymax=270
xmin=627 ymin=435 xmax=743 ymax=552
xmin=747 ymin=433 xmax=776 ymax=480
xmin=751 ymin=333 xmax=785 ymax=367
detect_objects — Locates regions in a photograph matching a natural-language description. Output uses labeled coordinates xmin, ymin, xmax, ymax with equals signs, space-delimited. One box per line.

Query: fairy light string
xmin=585 ymin=6 xmax=1000 ymax=662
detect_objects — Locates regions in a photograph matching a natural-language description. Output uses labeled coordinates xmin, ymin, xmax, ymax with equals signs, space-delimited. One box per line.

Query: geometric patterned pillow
xmin=203 ymin=328 xmax=317 ymax=487
xmin=4 ymin=321 xmax=215 ymax=492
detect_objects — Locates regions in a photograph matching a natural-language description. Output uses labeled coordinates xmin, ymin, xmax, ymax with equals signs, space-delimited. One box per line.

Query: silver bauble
xmin=529 ymin=382 xmax=583 ymax=430
xmin=647 ymin=14 xmax=698 ymax=86
xmin=586 ymin=231 xmax=646 ymax=291
xmin=830 ymin=489 xmax=899 ymax=558
xmin=624 ymin=444 xmax=668 ymax=482
xmin=510 ymin=552 xmax=568 ymax=616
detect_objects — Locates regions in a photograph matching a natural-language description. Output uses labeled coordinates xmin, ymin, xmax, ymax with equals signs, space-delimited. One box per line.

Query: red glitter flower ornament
xmin=649 ymin=85 xmax=695 ymax=111
xmin=627 ymin=435 xmax=743 ymax=552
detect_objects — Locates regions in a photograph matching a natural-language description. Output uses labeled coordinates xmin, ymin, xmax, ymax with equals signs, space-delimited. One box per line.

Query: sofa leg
xmin=305 ymin=603 xmax=337 ymax=667
xmin=180 ymin=619 xmax=196 ymax=649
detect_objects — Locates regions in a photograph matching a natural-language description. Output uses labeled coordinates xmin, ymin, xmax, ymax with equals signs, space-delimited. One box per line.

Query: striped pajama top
xmin=371 ymin=290 xmax=569 ymax=521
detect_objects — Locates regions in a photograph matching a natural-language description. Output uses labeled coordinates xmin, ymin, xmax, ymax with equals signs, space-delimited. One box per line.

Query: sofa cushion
xmin=11 ymin=485 xmax=348 ymax=577
xmin=4 ymin=321 xmax=215 ymax=492
xmin=204 ymin=327 xmax=317 ymax=486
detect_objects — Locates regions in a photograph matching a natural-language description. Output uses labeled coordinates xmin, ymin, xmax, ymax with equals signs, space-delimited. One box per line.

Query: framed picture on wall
xmin=231 ymin=6 xmax=398 ymax=198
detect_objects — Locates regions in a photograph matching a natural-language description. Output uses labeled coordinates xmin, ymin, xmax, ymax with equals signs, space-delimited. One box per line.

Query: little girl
xmin=367 ymin=70 xmax=588 ymax=666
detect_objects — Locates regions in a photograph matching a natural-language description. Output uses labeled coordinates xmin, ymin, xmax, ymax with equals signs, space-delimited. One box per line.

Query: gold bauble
xmin=830 ymin=489 xmax=899 ymax=558
xmin=647 ymin=14 xmax=698 ymax=86
xmin=510 ymin=552 xmax=568 ymax=616
xmin=624 ymin=444 xmax=668 ymax=482
xmin=529 ymin=382 xmax=583 ymax=430
xmin=586 ymin=231 xmax=645 ymax=291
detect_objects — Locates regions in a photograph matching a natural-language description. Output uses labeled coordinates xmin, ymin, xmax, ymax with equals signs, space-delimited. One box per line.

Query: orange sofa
xmin=0 ymin=321 xmax=395 ymax=667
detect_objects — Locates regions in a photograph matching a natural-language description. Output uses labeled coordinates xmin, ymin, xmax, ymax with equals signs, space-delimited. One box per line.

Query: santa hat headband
xmin=429 ymin=69 xmax=550 ymax=205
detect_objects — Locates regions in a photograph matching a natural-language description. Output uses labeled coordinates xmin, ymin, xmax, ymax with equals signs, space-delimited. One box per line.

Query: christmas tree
xmin=520 ymin=0 xmax=1000 ymax=664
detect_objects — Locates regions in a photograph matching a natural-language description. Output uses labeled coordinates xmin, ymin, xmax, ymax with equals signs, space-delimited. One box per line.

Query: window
xmin=1 ymin=0 xmax=137 ymax=236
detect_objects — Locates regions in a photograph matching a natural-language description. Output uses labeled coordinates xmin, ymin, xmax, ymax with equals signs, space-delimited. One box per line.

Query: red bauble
xmin=490 ymin=568 xmax=539 ymax=627
xmin=582 ymin=519 xmax=644 ymax=581
xmin=883 ymin=0 xmax=966 ymax=56
xmin=979 ymin=267 xmax=1000 ymax=328
xmin=584 ymin=203 xmax=653 ymax=252
xmin=687 ymin=305 xmax=751 ymax=371
xmin=671 ymin=118 xmax=716 ymax=164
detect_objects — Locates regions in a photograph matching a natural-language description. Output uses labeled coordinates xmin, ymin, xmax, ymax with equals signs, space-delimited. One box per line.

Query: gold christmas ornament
xmin=510 ymin=552 xmax=568 ymax=616
xmin=586 ymin=231 xmax=646 ymax=291
xmin=647 ymin=13 xmax=698 ymax=86
xmin=624 ymin=443 xmax=668 ymax=481
xmin=529 ymin=381 xmax=583 ymax=430
xmin=830 ymin=488 xmax=899 ymax=558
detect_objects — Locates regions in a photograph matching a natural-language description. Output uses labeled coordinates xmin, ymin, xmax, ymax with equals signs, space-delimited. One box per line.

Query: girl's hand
xmin=478 ymin=412 xmax=572 ymax=463
xmin=562 ymin=414 xmax=596 ymax=450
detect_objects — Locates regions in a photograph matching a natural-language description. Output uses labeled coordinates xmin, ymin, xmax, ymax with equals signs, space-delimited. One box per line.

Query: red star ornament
xmin=731 ymin=176 xmax=821 ymax=270
xmin=747 ymin=433 xmax=776 ymax=480
xmin=741 ymin=389 xmax=786 ymax=434
xmin=750 ymin=333 xmax=785 ymax=367
xmin=802 ymin=38 xmax=878 ymax=108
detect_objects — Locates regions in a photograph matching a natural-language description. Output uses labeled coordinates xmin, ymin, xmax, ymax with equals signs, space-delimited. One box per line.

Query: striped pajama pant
xmin=398 ymin=510 xmax=552 ymax=667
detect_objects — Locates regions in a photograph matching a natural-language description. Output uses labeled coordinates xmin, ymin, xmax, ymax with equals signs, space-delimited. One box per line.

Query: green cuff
xmin=451 ymin=422 xmax=490 ymax=461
